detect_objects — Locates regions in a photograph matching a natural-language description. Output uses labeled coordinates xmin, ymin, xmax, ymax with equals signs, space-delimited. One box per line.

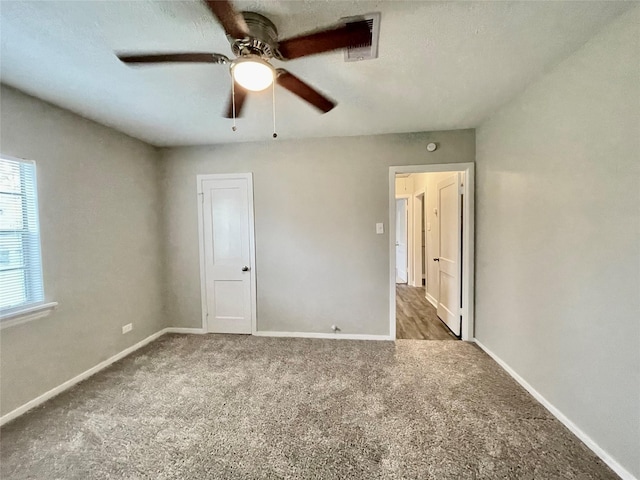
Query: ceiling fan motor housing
xmin=229 ymin=12 xmax=279 ymax=59
xmin=118 ymin=1 xmax=368 ymax=119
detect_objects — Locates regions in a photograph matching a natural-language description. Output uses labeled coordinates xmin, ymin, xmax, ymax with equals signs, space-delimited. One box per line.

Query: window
xmin=0 ymin=157 xmax=45 ymax=314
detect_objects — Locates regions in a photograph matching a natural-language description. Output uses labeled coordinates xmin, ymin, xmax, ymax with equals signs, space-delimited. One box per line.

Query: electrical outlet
xmin=122 ymin=323 xmax=133 ymax=334
xmin=331 ymin=325 xmax=340 ymax=333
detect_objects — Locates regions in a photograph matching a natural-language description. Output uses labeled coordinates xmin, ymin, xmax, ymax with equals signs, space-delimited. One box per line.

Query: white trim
xmin=425 ymin=292 xmax=438 ymax=309
xmin=196 ymin=173 xmax=257 ymax=335
xmin=246 ymin=175 xmax=257 ymax=334
xmin=389 ymin=163 xmax=475 ymax=341
xmin=254 ymin=331 xmax=393 ymax=341
xmin=0 ymin=326 xmax=392 ymax=426
xmin=164 ymin=327 xmax=207 ymax=334
xmin=0 ymin=328 xmax=166 ymax=426
xmin=0 ymin=302 xmax=58 ymax=330
xmin=0 ymin=153 xmax=35 ymax=165
xmin=412 ymin=190 xmax=426 ymax=288
xmin=394 ymin=194 xmax=413 ymax=285
xmin=473 ymin=339 xmax=637 ymax=480
xmin=196 ymin=177 xmax=208 ymax=333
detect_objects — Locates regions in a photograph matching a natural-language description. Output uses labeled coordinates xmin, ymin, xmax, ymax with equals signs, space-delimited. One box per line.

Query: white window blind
xmin=0 ymin=157 xmax=44 ymax=313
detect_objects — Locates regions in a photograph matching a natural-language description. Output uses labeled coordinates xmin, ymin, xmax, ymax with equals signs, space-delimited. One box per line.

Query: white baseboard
xmin=425 ymin=292 xmax=438 ymax=308
xmin=473 ymin=339 xmax=637 ymax=480
xmin=254 ymin=331 xmax=393 ymax=341
xmin=0 ymin=329 xmax=168 ymax=427
xmin=164 ymin=327 xmax=206 ymax=334
xmin=0 ymin=326 xmax=392 ymax=427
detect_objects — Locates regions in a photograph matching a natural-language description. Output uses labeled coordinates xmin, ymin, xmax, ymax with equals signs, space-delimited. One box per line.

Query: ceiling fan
xmin=117 ymin=0 xmax=371 ymax=119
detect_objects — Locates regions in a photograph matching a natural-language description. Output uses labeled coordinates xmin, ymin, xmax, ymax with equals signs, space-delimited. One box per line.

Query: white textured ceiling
xmin=0 ymin=1 xmax=632 ymax=146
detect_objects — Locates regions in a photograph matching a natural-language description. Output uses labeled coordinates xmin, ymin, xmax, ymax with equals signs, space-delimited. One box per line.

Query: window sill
xmin=0 ymin=302 xmax=59 ymax=330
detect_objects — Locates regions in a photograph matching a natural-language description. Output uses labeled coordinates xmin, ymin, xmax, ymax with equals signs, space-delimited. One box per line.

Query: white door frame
xmin=412 ymin=190 xmax=426 ymax=288
xmin=197 ymin=173 xmax=257 ymax=334
xmin=389 ymin=163 xmax=475 ymax=341
xmin=395 ymin=194 xmax=412 ymax=284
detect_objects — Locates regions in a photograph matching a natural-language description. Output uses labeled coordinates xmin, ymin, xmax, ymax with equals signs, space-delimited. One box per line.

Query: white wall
xmin=476 ymin=7 xmax=640 ymax=479
xmin=0 ymin=86 xmax=164 ymax=416
xmin=160 ymin=130 xmax=475 ymax=335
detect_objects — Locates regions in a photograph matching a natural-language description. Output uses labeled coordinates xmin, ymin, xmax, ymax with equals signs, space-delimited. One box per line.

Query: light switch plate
xmin=376 ymin=223 xmax=384 ymax=234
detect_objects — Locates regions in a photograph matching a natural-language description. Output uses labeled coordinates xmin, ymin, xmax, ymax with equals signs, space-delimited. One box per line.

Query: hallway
xmin=396 ymin=284 xmax=458 ymax=340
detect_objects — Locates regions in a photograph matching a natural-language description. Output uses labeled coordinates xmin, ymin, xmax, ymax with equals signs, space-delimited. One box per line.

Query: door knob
xmin=433 ymin=258 xmax=439 ymax=262
xmin=242 ymin=266 xmax=250 ymax=272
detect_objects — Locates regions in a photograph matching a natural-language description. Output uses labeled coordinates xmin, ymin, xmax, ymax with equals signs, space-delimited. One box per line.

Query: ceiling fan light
xmin=232 ymin=57 xmax=274 ymax=92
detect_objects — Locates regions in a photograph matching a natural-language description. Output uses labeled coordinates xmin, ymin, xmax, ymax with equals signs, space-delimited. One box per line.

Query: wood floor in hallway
xmin=396 ymin=284 xmax=458 ymax=340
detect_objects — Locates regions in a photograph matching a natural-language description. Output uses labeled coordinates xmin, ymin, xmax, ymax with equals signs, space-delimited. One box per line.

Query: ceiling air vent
xmin=342 ymin=12 xmax=380 ymax=62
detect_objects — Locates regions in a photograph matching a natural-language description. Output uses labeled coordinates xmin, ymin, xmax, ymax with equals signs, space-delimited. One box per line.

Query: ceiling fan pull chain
xmin=272 ymin=80 xmax=277 ymax=139
xmin=231 ymin=79 xmax=237 ymax=132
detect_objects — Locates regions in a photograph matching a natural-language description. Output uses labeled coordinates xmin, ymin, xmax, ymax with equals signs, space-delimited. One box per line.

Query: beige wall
xmin=476 ymin=7 xmax=640 ymax=478
xmin=409 ymin=173 xmax=426 ymax=288
xmin=0 ymin=86 xmax=165 ymax=416
xmin=394 ymin=176 xmax=414 ymax=196
xmin=395 ymin=175 xmax=417 ymax=286
xmin=398 ymin=171 xmax=459 ymax=303
xmin=418 ymin=172 xmax=457 ymax=303
xmin=160 ymin=130 xmax=475 ymax=335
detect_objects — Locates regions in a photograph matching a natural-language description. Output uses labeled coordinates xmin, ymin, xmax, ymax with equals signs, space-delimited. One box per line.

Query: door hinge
xmin=198 ymin=192 xmax=204 ymax=203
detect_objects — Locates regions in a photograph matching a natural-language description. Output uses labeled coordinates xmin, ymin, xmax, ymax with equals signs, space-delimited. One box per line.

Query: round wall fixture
xmin=427 ymin=142 xmax=437 ymax=152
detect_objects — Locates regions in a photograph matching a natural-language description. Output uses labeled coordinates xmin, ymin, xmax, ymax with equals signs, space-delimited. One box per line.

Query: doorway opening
xmin=389 ymin=164 xmax=475 ymax=341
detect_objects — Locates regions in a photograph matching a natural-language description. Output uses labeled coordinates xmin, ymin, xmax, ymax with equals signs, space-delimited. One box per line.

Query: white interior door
xmin=436 ymin=173 xmax=462 ymax=336
xmin=395 ymin=198 xmax=408 ymax=284
xmin=200 ymin=175 xmax=255 ymax=334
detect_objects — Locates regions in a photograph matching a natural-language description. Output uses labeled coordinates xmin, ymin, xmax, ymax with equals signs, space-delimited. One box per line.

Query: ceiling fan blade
xmin=277 ymin=20 xmax=371 ymax=60
xmin=224 ymin=83 xmax=248 ymax=118
xmin=203 ymin=0 xmax=249 ymax=39
xmin=118 ymin=53 xmax=228 ymax=64
xmin=276 ymin=69 xmax=336 ymax=114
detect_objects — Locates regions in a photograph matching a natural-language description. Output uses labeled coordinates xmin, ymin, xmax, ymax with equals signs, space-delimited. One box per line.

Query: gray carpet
xmin=1 ymin=334 xmax=618 ymax=479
